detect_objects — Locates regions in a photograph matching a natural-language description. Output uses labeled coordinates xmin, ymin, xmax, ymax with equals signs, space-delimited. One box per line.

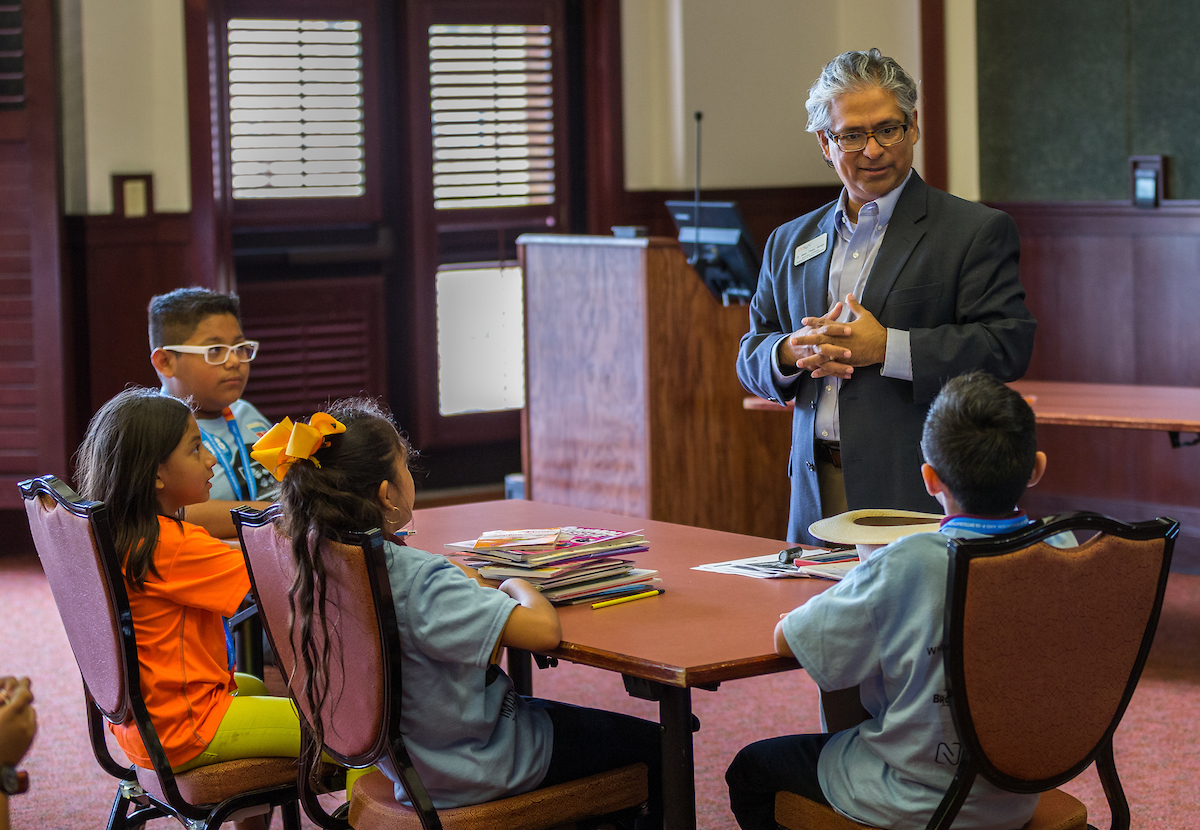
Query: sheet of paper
xmin=693 ymin=553 xmax=806 ymax=579
xmin=693 ymin=550 xmax=858 ymax=580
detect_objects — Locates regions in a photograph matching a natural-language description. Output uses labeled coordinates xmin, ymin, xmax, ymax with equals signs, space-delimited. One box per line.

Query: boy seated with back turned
xmin=149 ymin=287 xmax=277 ymax=538
xmin=726 ymin=372 xmax=1053 ymax=830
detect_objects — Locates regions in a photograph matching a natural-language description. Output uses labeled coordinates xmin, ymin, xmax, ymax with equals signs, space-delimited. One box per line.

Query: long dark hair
xmin=74 ymin=388 xmax=193 ymax=589
xmin=276 ymin=397 xmax=410 ymax=785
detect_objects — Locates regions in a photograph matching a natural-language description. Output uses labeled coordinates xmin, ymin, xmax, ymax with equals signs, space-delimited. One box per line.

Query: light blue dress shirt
xmin=774 ymin=171 xmax=915 ymax=443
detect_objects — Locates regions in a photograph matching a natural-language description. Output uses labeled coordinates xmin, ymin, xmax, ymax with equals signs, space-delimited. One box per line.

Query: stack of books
xmin=446 ymin=527 xmax=660 ymax=605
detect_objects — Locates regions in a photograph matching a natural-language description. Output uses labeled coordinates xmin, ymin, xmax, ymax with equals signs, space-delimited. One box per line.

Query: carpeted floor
xmin=3 ymin=550 xmax=1198 ymax=829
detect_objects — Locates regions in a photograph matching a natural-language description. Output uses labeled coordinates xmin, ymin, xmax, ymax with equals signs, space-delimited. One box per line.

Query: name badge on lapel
xmin=794 ymin=233 xmax=828 ymax=266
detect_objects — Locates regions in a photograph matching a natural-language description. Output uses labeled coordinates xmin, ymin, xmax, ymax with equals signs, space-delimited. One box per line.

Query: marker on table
xmin=591 ymin=588 xmax=665 ymax=609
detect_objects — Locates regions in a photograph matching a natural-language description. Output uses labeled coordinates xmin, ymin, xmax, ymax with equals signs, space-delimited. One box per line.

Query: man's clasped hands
xmin=782 ymin=294 xmax=889 ymax=380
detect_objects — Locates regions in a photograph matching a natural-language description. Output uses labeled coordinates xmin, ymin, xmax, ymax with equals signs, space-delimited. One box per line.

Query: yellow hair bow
xmin=251 ymin=412 xmax=347 ymax=481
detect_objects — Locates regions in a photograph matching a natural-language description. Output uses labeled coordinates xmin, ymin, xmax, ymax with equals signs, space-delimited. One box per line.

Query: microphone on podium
xmin=667 ymin=111 xmax=758 ymax=306
xmin=689 ymin=110 xmax=703 ymax=268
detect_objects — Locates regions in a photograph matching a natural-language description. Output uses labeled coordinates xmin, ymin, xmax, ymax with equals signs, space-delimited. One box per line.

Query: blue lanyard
xmin=223 ymin=619 xmax=235 ymax=670
xmin=940 ymin=513 xmax=1032 ymax=535
xmin=198 ymin=408 xmax=258 ymax=501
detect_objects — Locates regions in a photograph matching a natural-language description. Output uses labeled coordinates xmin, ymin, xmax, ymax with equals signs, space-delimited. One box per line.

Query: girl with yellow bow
xmin=264 ymin=399 xmax=663 ymax=825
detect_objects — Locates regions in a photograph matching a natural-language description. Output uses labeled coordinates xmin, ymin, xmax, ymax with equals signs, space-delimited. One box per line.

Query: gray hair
xmin=805 ymin=48 xmax=918 ymax=134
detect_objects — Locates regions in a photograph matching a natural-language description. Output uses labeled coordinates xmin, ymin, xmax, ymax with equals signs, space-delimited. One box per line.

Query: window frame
xmin=409 ymin=0 xmax=570 ymax=235
xmin=404 ymin=0 xmax=569 ymax=449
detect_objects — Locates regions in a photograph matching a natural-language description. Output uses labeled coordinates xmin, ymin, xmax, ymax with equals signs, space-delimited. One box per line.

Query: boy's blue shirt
xmin=781 ymin=515 xmax=1048 ymax=830
xmin=191 ymin=398 xmax=281 ymax=502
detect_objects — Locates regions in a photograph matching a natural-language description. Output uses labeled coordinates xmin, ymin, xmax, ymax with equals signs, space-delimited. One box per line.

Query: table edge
xmin=549 ymin=642 xmax=800 ymax=688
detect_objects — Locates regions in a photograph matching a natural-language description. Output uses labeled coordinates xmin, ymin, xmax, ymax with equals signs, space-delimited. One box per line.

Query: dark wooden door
xmin=0 ymin=0 xmax=72 ymax=506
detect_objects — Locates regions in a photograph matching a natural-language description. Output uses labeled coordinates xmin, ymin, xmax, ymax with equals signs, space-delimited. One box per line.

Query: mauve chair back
xmin=949 ymin=513 xmax=1176 ymax=788
xmin=238 ymin=516 xmax=389 ymax=766
xmin=21 ymin=477 xmax=129 ymax=722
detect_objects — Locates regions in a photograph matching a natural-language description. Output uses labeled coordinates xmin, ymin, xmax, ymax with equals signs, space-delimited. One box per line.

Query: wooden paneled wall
xmin=0 ymin=0 xmax=73 ymax=507
xmin=63 ymin=217 xmax=387 ymax=440
xmin=65 ymin=214 xmax=200 ymax=415
xmin=1001 ymin=201 xmax=1200 ymax=570
xmin=239 ymin=276 xmax=388 ymax=422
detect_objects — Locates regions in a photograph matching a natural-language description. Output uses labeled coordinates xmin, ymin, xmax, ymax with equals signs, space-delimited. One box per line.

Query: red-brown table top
xmin=1008 ymin=379 xmax=1200 ymax=432
xmin=411 ymin=499 xmax=832 ymax=688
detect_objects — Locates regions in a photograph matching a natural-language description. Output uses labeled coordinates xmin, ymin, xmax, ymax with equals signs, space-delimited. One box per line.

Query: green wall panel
xmin=1130 ymin=0 xmax=1200 ymax=199
xmin=978 ymin=0 xmax=1130 ymax=201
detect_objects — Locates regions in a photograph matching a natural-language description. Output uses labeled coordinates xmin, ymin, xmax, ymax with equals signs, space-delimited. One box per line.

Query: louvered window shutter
xmin=428 ymin=24 xmax=555 ymax=210
xmin=227 ymin=17 xmax=365 ymax=199
xmin=0 ymin=3 xmax=24 ymax=110
xmin=239 ymin=277 xmax=386 ymax=421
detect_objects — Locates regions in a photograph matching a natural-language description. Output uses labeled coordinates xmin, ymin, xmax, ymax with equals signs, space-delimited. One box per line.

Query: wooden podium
xmin=518 ymin=234 xmax=792 ymax=539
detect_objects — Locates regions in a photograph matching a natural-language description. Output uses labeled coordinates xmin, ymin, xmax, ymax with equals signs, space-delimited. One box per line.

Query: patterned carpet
xmin=3 ymin=549 xmax=1198 ymax=829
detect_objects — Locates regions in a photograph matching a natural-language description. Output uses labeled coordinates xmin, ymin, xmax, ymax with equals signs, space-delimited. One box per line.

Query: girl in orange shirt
xmin=74 ymin=388 xmax=302 ymax=776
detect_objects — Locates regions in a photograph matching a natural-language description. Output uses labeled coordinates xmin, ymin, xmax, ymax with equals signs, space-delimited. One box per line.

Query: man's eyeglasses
xmin=826 ymin=122 xmax=910 ymax=153
xmin=160 ymin=341 xmax=260 ymax=364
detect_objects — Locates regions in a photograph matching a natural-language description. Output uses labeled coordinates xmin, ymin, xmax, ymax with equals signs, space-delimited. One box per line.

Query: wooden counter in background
xmin=746 ymin=379 xmax=1200 ymax=436
xmin=1009 ymin=379 xmax=1200 ymax=435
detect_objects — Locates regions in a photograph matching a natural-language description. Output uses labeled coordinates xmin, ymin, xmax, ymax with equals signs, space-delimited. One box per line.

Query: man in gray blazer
xmin=737 ymin=49 xmax=1036 ymax=544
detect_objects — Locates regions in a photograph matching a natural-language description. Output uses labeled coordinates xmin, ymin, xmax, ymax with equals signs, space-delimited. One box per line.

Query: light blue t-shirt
xmin=782 ymin=520 xmax=1050 ymax=830
xmin=194 ymin=398 xmax=280 ymax=503
xmin=377 ymin=542 xmax=553 ymax=808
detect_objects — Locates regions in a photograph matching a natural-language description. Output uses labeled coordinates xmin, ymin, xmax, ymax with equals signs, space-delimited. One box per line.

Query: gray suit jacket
xmin=736 ymin=172 xmax=1036 ymax=543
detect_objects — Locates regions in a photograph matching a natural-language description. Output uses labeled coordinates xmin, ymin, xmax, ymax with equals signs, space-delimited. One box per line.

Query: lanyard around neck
xmin=940 ymin=513 xmax=1031 ymax=535
xmin=198 ymin=407 xmax=258 ymax=501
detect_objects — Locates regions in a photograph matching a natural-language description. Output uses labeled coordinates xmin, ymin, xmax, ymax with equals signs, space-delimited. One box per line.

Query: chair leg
xmin=926 ymin=761 xmax=977 ymax=830
xmin=106 ymin=783 xmax=158 ymax=830
xmin=105 ymin=785 xmax=132 ymax=830
xmin=1095 ymin=738 xmax=1130 ymax=830
xmin=280 ymin=799 xmax=302 ymax=830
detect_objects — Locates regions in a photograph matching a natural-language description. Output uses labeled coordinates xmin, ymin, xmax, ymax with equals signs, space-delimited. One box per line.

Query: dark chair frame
xmin=234 ymin=504 xmax=441 ymax=830
xmin=19 ymin=475 xmax=302 ymax=830
xmin=930 ymin=511 xmax=1178 ymax=830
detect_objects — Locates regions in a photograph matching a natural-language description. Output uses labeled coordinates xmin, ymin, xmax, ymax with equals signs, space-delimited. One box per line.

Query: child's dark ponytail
xmin=276 ymin=398 xmax=410 ymax=786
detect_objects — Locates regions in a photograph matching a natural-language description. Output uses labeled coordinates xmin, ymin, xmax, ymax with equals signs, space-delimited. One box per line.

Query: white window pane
xmin=437 ymin=266 xmax=525 ymax=415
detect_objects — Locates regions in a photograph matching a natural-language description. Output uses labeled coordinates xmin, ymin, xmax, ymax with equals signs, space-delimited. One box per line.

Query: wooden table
xmin=745 ymin=379 xmax=1200 ymax=445
xmin=1008 ymin=379 xmax=1200 ymax=443
xmin=412 ymin=499 xmax=833 ymax=830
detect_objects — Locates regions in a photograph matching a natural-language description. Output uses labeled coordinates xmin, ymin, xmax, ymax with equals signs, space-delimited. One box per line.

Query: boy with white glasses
xmin=149 ymin=287 xmax=277 ymax=537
